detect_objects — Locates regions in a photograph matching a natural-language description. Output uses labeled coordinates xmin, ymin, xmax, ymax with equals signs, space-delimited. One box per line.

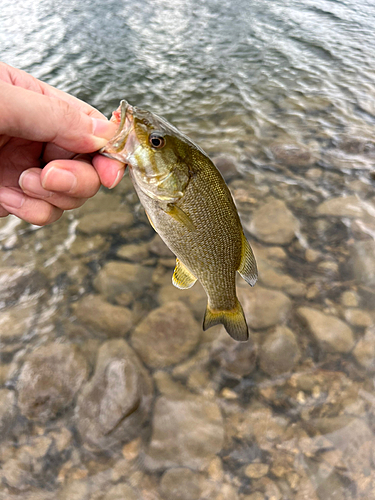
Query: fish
xmin=100 ymin=100 xmax=257 ymax=341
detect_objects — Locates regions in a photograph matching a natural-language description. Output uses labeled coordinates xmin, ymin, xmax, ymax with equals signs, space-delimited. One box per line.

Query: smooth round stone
xmin=212 ymin=155 xmax=239 ymax=181
xmin=244 ymin=198 xmax=299 ymax=245
xmin=101 ymin=483 xmax=141 ymax=500
xmin=93 ymin=262 xmax=153 ymax=301
xmin=77 ymin=210 xmax=133 ymax=235
xmin=244 ymin=463 xmax=270 ymax=479
xmin=340 ymin=291 xmax=359 ymax=308
xmin=73 ymin=294 xmax=134 ymax=337
xmin=298 ymin=307 xmax=355 ymax=354
xmin=344 ymin=308 xmax=373 ymax=328
xmin=238 ymin=285 xmax=292 ymax=330
xmin=116 ymin=243 xmax=149 ymax=262
xmin=270 ymin=143 xmax=315 ymax=167
xmin=17 ymin=343 xmax=88 ymax=422
xmin=145 ymin=395 xmax=224 ymax=470
xmin=131 ymin=301 xmax=201 ymax=368
xmin=259 ymin=326 xmax=301 ymax=376
xmin=160 ymin=468 xmax=202 ymax=500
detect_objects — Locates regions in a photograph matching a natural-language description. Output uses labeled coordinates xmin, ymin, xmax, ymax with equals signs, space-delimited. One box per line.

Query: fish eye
xmin=149 ymin=132 xmax=165 ymax=149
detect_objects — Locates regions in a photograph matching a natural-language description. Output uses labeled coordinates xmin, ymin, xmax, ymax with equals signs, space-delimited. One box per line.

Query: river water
xmin=1 ymin=0 xmax=375 ymax=499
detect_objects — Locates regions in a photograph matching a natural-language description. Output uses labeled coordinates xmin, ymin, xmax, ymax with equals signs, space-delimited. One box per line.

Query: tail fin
xmin=203 ymin=299 xmax=249 ymax=342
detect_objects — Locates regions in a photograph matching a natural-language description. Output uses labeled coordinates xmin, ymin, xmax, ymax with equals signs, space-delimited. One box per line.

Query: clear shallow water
xmin=1 ymin=0 xmax=375 ymax=499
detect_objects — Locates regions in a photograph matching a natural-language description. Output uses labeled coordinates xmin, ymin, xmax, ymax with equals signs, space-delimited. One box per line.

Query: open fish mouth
xmin=99 ymin=100 xmax=134 ymax=163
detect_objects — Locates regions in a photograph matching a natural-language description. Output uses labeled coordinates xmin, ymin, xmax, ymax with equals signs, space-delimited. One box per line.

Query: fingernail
xmin=0 ymin=188 xmax=25 ymax=209
xmin=19 ymin=171 xmax=53 ymax=198
xmin=108 ymin=169 xmax=124 ymax=189
xmin=91 ymin=118 xmax=118 ymax=140
xmin=42 ymin=166 xmax=77 ymax=192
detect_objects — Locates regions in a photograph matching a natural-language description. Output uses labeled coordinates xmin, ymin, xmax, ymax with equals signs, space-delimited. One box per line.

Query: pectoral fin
xmin=172 ymin=259 xmax=197 ymax=289
xmin=238 ymin=233 xmax=258 ymax=287
xmin=164 ymin=204 xmax=195 ymax=231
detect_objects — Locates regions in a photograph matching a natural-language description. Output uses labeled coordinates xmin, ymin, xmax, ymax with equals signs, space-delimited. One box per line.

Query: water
xmin=1 ymin=0 xmax=375 ymax=498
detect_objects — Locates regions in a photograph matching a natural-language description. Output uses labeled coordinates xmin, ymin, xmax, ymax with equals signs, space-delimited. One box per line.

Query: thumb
xmin=0 ymin=80 xmax=118 ymax=153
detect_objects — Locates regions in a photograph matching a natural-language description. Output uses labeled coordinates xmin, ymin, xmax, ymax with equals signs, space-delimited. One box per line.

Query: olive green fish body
xmin=101 ymin=101 xmax=257 ymax=341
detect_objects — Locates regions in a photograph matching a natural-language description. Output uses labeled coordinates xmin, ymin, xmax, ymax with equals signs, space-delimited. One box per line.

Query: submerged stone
xmin=17 ymin=343 xmax=88 ymax=422
xmin=238 ymin=285 xmax=292 ymax=330
xmin=73 ymin=294 xmax=134 ymax=337
xmin=298 ymin=307 xmax=355 ymax=354
xmin=76 ymin=339 xmax=153 ymax=451
xmin=244 ymin=198 xmax=299 ymax=245
xmin=131 ymin=301 xmax=201 ymax=368
xmin=259 ymin=326 xmax=301 ymax=376
xmin=145 ymin=394 xmax=224 ymax=470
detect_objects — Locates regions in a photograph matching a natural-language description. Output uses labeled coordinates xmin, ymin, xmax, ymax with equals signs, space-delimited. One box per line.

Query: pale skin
xmin=0 ymin=62 xmax=126 ymax=226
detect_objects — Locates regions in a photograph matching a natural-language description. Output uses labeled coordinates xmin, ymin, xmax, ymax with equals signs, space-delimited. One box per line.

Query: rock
xmin=75 ymin=339 xmax=153 ymax=451
xmin=0 ymin=267 xmax=48 ymax=306
xmin=148 ymin=234 xmax=175 ymax=258
xmin=317 ymin=195 xmax=373 ymax=218
xmin=344 ymin=308 xmax=373 ymax=328
xmin=212 ymin=155 xmax=239 ymax=181
xmin=145 ymin=394 xmax=224 ymax=470
xmin=259 ymin=326 xmax=300 ymax=376
xmin=340 ymin=291 xmax=359 ymax=308
xmin=0 ymin=389 xmax=17 ymax=439
xmin=270 ymin=143 xmax=315 ymax=167
xmin=116 ymin=243 xmax=149 ymax=262
xmin=238 ymin=286 xmax=292 ymax=330
xmin=158 ymin=281 xmax=207 ymax=321
xmin=73 ymin=295 xmax=134 ymax=337
xmin=77 ymin=210 xmax=133 ymax=235
xmin=160 ymin=468 xmax=202 ymax=500
xmin=93 ymin=262 xmax=153 ymax=301
xmin=353 ymin=326 xmax=375 ymax=372
xmin=351 ymin=240 xmax=375 ymax=287
xmin=17 ymin=343 xmax=88 ymax=421
xmin=244 ymin=198 xmax=299 ymax=245
xmin=69 ymin=234 xmax=108 ymax=256
xmin=210 ymin=332 xmax=257 ymax=378
xmin=58 ymin=479 xmax=90 ymax=500
xmin=102 ymin=483 xmax=141 ymax=500
xmin=0 ymin=300 xmax=38 ymax=342
xmin=298 ymin=307 xmax=355 ymax=354
xmin=244 ymin=463 xmax=269 ymax=479
xmin=305 ymin=248 xmax=321 ymax=263
xmin=257 ymin=257 xmax=306 ymax=297
xmin=1 ymin=436 xmax=53 ymax=491
xmin=131 ymin=301 xmax=201 ymax=368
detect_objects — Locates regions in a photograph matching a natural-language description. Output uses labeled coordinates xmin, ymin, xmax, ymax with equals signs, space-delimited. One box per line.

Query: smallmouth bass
xmin=101 ymin=101 xmax=257 ymax=341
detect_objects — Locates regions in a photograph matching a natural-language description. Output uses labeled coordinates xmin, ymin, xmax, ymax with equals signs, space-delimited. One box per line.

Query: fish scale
xmin=101 ymin=100 xmax=257 ymax=341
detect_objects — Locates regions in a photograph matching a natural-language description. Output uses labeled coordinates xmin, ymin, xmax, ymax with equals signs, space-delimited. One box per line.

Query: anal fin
xmin=238 ymin=233 xmax=258 ymax=287
xmin=172 ymin=259 xmax=197 ymax=289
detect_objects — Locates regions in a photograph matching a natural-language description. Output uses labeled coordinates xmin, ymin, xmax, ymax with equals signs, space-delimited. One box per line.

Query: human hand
xmin=0 ymin=62 xmax=125 ymax=225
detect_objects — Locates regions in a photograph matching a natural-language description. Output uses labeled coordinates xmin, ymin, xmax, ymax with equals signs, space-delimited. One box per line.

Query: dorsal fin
xmin=172 ymin=259 xmax=197 ymax=289
xmin=238 ymin=233 xmax=258 ymax=287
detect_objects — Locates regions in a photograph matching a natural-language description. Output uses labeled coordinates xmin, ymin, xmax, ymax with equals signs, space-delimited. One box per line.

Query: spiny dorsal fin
xmin=238 ymin=233 xmax=258 ymax=287
xmin=203 ymin=299 xmax=248 ymax=342
xmin=164 ymin=204 xmax=195 ymax=231
xmin=172 ymin=258 xmax=197 ymax=289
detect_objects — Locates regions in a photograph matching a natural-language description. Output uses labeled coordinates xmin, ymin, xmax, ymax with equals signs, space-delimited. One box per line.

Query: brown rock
xmin=238 ymin=285 xmax=292 ymax=330
xmin=77 ymin=210 xmax=133 ymax=235
xmin=298 ymin=307 xmax=355 ymax=353
xmin=259 ymin=326 xmax=301 ymax=376
xmin=244 ymin=198 xmax=299 ymax=245
xmin=17 ymin=343 xmax=88 ymax=421
xmin=76 ymin=339 xmax=153 ymax=451
xmin=131 ymin=301 xmax=201 ymax=368
xmin=73 ymin=294 xmax=134 ymax=336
